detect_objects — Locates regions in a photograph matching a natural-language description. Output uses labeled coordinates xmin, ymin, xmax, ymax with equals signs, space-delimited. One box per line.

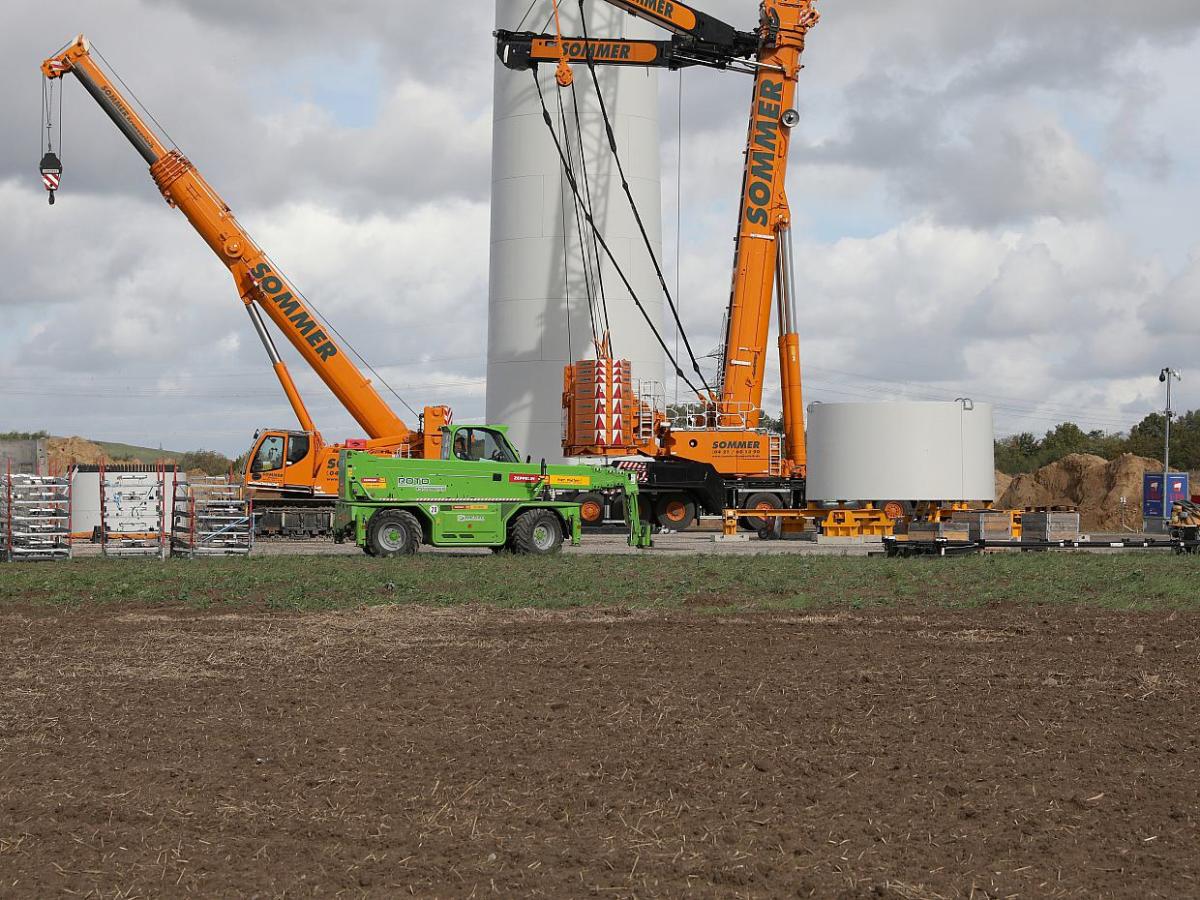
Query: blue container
xmin=1144 ymin=473 xmax=1190 ymax=518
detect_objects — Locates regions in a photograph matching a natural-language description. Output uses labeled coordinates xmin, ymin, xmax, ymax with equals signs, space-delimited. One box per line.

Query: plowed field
xmin=2 ymin=595 xmax=1197 ymax=898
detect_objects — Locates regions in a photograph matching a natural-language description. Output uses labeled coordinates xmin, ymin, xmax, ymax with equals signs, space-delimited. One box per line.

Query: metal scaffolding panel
xmin=2 ymin=465 xmax=72 ymax=562
xmin=171 ymin=477 xmax=254 ymax=558
xmin=99 ymin=462 xmax=168 ymax=559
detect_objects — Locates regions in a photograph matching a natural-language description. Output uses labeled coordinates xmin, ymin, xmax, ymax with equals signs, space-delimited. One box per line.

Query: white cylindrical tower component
xmin=806 ymin=402 xmax=997 ymax=502
xmin=489 ymin=0 xmax=665 ymax=462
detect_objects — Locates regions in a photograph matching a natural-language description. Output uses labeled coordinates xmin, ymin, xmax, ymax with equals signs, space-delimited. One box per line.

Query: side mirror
xmin=526 ymin=454 xmax=532 ymax=464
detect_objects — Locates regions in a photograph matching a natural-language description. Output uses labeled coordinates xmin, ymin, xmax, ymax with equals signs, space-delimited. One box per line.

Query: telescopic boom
xmin=41 ymin=35 xmax=412 ymax=443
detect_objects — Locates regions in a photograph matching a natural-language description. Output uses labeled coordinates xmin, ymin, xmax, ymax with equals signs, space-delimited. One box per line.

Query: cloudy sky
xmin=2 ymin=0 xmax=1197 ymax=456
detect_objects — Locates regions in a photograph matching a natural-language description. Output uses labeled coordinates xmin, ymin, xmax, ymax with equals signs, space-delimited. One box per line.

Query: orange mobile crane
xmin=40 ymin=36 xmax=451 ymax=535
xmin=497 ymin=0 xmax=820 ymax=528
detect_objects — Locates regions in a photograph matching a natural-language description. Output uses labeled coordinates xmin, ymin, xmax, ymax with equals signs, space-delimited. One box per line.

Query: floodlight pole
xmin=1160 ymin=367 xmax=1182 ymax=525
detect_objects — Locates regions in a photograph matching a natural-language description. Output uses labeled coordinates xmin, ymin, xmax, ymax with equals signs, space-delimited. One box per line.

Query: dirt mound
xmin=47 ymin=436 xmax=110 ymax=469
xmin=999 ymin=453 xmax=1162 ymax=530
xmin=995 ymin=471 xmax=1014 ymax=499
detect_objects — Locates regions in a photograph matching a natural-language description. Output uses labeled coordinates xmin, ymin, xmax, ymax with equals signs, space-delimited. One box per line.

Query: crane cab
xmin=244 ymin=429 xmax=325 ymax=496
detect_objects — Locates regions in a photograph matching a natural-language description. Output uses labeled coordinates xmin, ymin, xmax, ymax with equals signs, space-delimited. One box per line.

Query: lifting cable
xmin=555 ymin=112 xmax=576 ymax=355
xmin=548 ymin=0 xmax=607 ymax=347
xmin=92 ymin=44 xmax=180 ymax=151
xmin=533 ymin=71 xmax=704 ymax=400
xmin=575 ymin=0 xmax=714 ymax=398
xmin=256 ymin=250 xmax=422 ymax=420
xmin=555 ymin=87 xmax=606 ymax=345
xmin=105 ymin=52 xmax=420 ymax=420
xmin=566 ymin=81 xmax=611 ymax=336
xmin=46 ymin=42 xmax=422 ymax=421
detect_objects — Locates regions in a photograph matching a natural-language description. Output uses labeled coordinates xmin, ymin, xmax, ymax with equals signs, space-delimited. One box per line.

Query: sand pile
xmin=995 ymin=471 xmax=1014 ymax=499
xmin=46 ymin=437 xmax=149 ymax=470
xmin=998 ymin=453 xmax=1163 ymax=531
xmin=47 ymin=436 xmax=110 ymax=469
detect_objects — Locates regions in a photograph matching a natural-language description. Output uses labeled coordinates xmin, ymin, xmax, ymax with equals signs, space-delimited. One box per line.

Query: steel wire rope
xmin=513 ymin=0 xmax=540 ymax=31
xmin=674 ymin=71 xmax=683 ymax=404
xmin=554 ymin=90 xmax=581 ymax=347
xmin=253 ymin=250 xmax=422 ymax=419
xmin=532 ymin=72 xmax=704 ymax=399
xmin=555 ymin=86 xmax=604 ymax=344
xmin=575 ymin=0 xmax=713 ymax=397
xmin=567 ymin=80 xmax=612 ymax=337
xmin=40 ymin=39 xmax=73 ymax=158
xmin=161 ymin=154 xmax=424 ymax=420
xmin=71 ymin=45 xmax=427 ymax=420
xmin=91 ymin=44 xmax=179 ymax=149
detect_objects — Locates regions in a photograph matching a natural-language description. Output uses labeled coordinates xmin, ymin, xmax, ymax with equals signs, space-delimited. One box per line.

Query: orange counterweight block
xmin=563 ymin=358 xmax=641 ymax=457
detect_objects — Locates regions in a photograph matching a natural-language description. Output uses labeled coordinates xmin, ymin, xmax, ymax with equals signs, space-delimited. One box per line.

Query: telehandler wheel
xmin=742 ymin=492 xmax=784 ymax=532
xmin=367 ymin=510 xmax=421 ymax=558
xmin=510 ymin=510 xmax=564 ymax=555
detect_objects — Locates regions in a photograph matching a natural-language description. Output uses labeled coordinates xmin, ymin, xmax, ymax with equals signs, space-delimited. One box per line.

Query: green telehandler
xmin=333 ymin=424 xmax=652 ymax=556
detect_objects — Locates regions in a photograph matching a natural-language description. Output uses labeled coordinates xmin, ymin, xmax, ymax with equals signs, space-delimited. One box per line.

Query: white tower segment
xmin=488 ymin=0 xmax=666 ymax=463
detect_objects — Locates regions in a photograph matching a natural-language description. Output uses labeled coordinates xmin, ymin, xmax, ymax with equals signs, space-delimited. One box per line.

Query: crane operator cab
xmin=245 ymin=430 xmax=319 ymax=494
xmin=443 ymin=426 xmax=521 ymax=464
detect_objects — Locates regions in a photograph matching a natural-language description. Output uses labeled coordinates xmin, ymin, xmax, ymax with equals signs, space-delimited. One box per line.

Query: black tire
xmin=576 ymin=492 xmax=607 ymax=527
xmin=367 ymin=510 xmax=421 ymax=558
xmin=655 ymin=494 xmax=696 ymax=530
xmin=510 ymin=510 xmax=564 ymax=555
xmin=742 ymin=492 xmax=784 ymax=532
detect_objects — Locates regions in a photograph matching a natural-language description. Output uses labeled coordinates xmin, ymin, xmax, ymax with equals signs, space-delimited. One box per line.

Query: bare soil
xmin=1 ymin=603 xmax=1197 ymax=898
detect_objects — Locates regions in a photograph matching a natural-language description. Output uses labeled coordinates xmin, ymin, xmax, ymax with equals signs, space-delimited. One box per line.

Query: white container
xmin=70 ymin=468 xmax=182 ymax=537
xmin=488 ymin=0 xmax=666 ymax=463
xmin=806 ymin=401 xmax=996 ymax=503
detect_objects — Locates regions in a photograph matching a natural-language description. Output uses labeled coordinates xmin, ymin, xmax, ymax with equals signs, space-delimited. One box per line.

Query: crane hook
xmin=40 ymin=151 xmax=62 ymax=206
xmin=550 ymin=0 xmax=574 ymax=87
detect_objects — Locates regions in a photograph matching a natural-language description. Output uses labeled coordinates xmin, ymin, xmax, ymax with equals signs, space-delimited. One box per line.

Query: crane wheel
xmin=655 ymin=495 xmax=696 ymax=530
xmin=577 ymin=493 xmax=606 ymax=527
xmin=510 ymin=510 xmax=564 ymax=555
xmin=367 ymin=510 xmax=421 ymax=557
xmin=742 ymin=492 xmax=784 ymax=532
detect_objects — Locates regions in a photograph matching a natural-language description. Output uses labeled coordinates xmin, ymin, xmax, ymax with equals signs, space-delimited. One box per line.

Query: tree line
xmin=995 ymin=411 xmax=1200 ymax=474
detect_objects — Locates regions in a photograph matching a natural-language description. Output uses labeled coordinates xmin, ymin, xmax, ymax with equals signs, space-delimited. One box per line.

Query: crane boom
xmin=496 ymin=0 xmax=818 ymax=472
xmin=41 ymin=36 xmax=411 ymax=442
xmin=719 ymin=2 xmax=816 ymax=449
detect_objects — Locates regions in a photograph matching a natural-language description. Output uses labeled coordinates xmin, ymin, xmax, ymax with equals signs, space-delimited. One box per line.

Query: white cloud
xmin=2 ymin=0 xmax=1199 ymax=452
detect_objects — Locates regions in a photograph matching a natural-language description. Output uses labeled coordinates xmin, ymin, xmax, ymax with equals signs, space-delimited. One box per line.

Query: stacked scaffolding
xmin=2 ymin=467 xmax=72 ymax=562
xmin=171 ymin=477 xmax=254 ymax=558
xmin=99 ymin=463 xmax=168 ymax=559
